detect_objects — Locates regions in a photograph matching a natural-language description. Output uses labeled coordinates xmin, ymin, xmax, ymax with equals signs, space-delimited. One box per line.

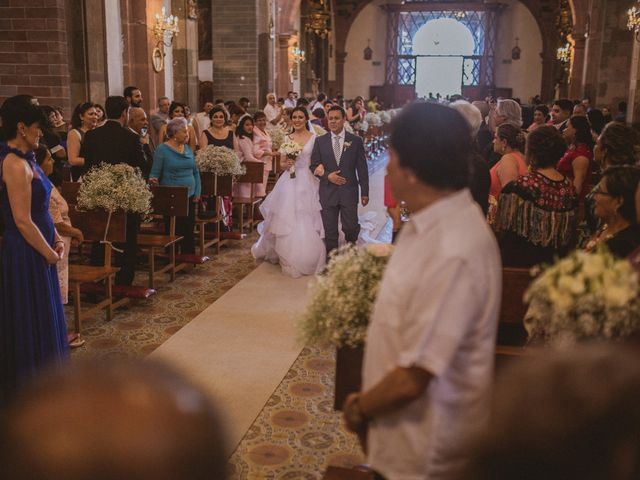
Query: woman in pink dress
xmin=252 ymin=111 xmax=275 ymax=197
xmin=234 ymin=115 xmax=260 ymax=198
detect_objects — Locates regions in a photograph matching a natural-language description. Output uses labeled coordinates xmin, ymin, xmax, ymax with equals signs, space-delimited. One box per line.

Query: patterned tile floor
xmin=67 ymin=233 xmax=365 ymax=479
xmin=228 ymin=345 xmax=364 ymax=479
xmin=68 ymin=235 xmax=259 ymax=359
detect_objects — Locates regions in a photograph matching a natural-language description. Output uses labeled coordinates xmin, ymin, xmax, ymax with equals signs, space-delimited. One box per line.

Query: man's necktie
xmin=333 ymin=135 xmax=342 ymax=165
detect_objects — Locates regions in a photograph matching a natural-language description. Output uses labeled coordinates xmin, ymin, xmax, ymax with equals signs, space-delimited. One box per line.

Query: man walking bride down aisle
xmin=252 ymin=105 xmax=369 ymax=277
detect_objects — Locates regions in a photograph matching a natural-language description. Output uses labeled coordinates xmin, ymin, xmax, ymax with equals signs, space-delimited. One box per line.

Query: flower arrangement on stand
xmin=354 ymin=120 xmax=369 ymax=134
xmin=379 ymin=111 xmax=391 ymax=124
xmin=77 ymin=163 xmax=152 ymax=248
xmin=268 ymin=128 xmax=286 ymax=151
xmin=301 ymin=243 xmax=393 ymax=409
xmin=195 ymin=145 xmax=246 ymax=176
xmin=524 ymin=246 xmax=640 ymax=348
xmin=364 ymin=112 xmax=382 ymax=127
xmin=279 ymin=140 xmax=302 ymax=179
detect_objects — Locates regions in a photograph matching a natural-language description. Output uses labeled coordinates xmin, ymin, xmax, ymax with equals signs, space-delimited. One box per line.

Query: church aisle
xmin=150 ymin=262 xmax=313 ymax=456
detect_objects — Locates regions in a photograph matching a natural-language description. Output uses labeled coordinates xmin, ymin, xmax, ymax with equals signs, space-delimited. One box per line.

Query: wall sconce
xmin=151 ymin=7 xmax=179 ymax=73
xmin=627 ymin=2 xmax=640 ymax=41
xmin=290 ymin=45 xmax=306 ymax=65
xmin=363 ymin=39 xmax=373 ymax=60
xmin=511 ymin=37 xmax=521 ymax=61
xmin=556 ymin=42 xmax=571 ymax=64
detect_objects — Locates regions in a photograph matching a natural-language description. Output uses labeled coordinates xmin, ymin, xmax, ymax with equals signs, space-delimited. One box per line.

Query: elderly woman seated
xmin=584 ymin=165 xmax=640 ymax=258
xmin=494 ymin=126 xmax=578 ymax=268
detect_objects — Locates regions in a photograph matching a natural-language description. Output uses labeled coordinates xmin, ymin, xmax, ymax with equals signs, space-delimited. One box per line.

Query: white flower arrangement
xmin=379 ymin=110 xmax=391 ymax=124
xmin=524 ymin=247 xmax=640 ymax=347
xmin=301 ymin=243 xmax=394 ymax=348
xmin=344 ymin=122 xmax=354 ymax=134
xmin=268 ymin=128 xmax=286 ymax=151
xmin=279 ymin=140 xmax=303 ymax=179
xmin=77 ymin=163 xmax=152 ymax=215
xmin=195 ymin=145 xmax=246 ymax=176
xmin=364 ymin=112 xmax=382 ymax=127
xmin=355 ymin=120 xmax=369 ymax=132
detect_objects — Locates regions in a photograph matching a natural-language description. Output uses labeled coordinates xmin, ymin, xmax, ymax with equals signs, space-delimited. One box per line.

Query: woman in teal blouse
xmin=150 ymin=118 xmax=201 ymax=254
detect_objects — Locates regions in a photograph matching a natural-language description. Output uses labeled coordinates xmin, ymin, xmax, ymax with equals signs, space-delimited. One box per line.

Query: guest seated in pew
xmin=584 ymin=165 xmax=640 ymax=258
xmin=578 ymin=122 xmax=640 ymax=247
xmin=463 ymin=345 xmax=640 ymax=480
xmin=150 ymin=118 xmax=201 ymax=255
xmin=0 ymin=359 xmax=227 ymax=480
xmin=494 ymin=126 xmax=578 ymax=268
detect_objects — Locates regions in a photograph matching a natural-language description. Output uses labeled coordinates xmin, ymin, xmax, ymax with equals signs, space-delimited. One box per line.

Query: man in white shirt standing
xmin=284 ymin=91 xmax=297 ymax=109
xmin=194 ymin=101 xmax=214 ymax=135
xmin=343 ymin=102 xmax=502 ymax=480
xmin=263 ymin=93 xmax=284 ymax=131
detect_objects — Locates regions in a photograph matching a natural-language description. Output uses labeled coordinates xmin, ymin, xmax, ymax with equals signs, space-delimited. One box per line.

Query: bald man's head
xmin=128 ymin=107 xmax=148 ymax=135
xmin=1 ymin=360 xmax=227 ymax=480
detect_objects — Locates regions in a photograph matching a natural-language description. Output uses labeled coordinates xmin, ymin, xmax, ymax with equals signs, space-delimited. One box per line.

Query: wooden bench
xmin=195 ymin=172 xmax=223 ymax=256
xmin=232 ymin=161 xmax=264 ymax=233
xmin=322 ymin=466 xmax=373 ymax=480
xmin=496 ymin=267 xmax=533 ymax=357
xmin=67 ymin=208 xmax=125 ymax=334
xmin=137 ymin=185 xmax=188 ymax=288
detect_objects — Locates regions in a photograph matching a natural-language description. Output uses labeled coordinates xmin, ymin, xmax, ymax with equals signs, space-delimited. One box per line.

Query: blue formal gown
xmin=0 ymin=144 xmax=68 ymax=403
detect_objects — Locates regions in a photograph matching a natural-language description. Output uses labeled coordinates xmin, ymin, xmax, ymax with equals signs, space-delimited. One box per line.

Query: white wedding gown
xmin=251 ymin=134 xmax=326 ymax=278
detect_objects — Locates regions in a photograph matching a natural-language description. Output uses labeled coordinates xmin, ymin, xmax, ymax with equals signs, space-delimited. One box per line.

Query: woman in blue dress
xmin=0 ymin=96 xmax=68 ymax=403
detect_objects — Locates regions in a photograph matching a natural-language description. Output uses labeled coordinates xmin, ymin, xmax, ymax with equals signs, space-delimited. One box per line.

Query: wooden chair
xmin=137 ymin=185 xmax=188 ymax=288
xmin=496 ymin=267 xmax=533 ymax=357
xmin=232 ymin=161 xmax=264 ymax=234
xmin=195 ymin=172 xmax=223 ymax=256
xmin=67 ymin=208 xmax=125 ymax=334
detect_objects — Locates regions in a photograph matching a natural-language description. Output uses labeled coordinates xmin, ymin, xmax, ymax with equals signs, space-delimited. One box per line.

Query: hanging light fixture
xmin=363 ymin=39 xmax=373 ymax=60
xmin=628 ymin=1 xmax=640 ymax=41
xmin=304 ymin=0 xmax=331 ymax=38
xmin=556 ymin=42 xmax=571 ymax=64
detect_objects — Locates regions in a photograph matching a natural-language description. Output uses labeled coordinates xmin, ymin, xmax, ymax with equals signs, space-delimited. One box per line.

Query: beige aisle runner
xmin=150 ymin=262 xmax=311 ymax=455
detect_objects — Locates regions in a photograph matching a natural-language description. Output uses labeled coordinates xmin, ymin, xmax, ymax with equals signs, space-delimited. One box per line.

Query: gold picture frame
xmin=152 ymin=47 xmax=164 ymax=73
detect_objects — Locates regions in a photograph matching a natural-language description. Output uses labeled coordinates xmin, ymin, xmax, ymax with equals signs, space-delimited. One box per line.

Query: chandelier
xmin=628 ymin=2 xmax=640 ymax=40
xmin=153 ymin=7 xmax=180 ymax=48
xmin=290 ymin=45 xmax=306 ymax=64
xmin=305 ymin=0 xmax=331 ymax=38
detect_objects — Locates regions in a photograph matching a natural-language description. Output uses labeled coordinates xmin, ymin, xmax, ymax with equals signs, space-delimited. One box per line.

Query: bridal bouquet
xmin=268 ymin=127 xmax=286 ymax=151
xmin=524 ymin=247 xmax=640 ymax=347
xmin=196 ymin=145 xmax=245 ymax=176
xmin=279 ymin=140 xmax=303 ymax=179
xmin=301 ymin=243 xmax=394 ymax=348
xmin=77 ymin=163 xmax=152 ymax=215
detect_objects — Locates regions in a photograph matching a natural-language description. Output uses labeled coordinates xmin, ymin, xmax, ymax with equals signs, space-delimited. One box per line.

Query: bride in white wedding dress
xmin=251 ymin=107 xmax=326 ymax=277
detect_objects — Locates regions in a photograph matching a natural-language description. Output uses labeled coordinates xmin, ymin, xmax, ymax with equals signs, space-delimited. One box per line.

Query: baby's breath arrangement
xmin=355 ymin=120 xmax=369 ymax=133
xmin=379 ymin=110 xmax=391 ymax=124
xmin=301 ymin=243 xmax=394 ymax=348
xmin=77 ymin=163 xmax=152 ymax=215
xmin=364 ymin=112 xmax=382 ymax=127
xmin=268 ymin=128 xmax=286 ymax=150
xmin=524 ymin=246 xmax=640 ymax=347
xmin=195 ymin=145 xmax=246 ymax=176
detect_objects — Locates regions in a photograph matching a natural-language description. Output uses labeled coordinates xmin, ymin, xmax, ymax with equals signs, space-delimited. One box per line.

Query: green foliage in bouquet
xmin=301 ymin=243 xmax=393 ymax=348
xmin=77 ymin=163 xmax=152 ymax=214
xmin=524 ymin=246 xmax=640 ymax=347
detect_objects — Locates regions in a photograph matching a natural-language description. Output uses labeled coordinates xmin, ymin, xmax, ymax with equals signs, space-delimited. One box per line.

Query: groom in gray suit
xmin=310 ymin=105 xmax=369 ymax=255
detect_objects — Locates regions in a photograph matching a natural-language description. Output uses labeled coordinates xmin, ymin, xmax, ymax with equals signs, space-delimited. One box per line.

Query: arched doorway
xmin=413 ymin=18 xmax=475 ymax=98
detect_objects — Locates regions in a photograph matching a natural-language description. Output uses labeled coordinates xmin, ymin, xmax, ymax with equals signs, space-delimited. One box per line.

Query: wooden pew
xmin=232 ymin=161 xmax=265 ymax=234
xmin=195 ymin=172 xmax=223 ymax=256
xmin=137 ymin=185 xmax=188 ymax=289
xmin=67 ymin=208 xmax=125 ymax=334
xmin=496 ymin=267 xmax=533 ymax=357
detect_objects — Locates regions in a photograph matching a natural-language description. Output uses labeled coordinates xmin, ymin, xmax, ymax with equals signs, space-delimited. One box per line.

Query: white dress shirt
xmin=362 ymin=189 xmax=502 ymax=480
xmin=284 ymin=98 xmax=296 ymax=109
xmin=263 ymin=103 xmax=282 ymax=131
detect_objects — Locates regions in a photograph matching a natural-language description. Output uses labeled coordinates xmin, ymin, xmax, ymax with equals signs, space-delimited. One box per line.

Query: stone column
xmin=568 ymin=36 xmax=586 ymax=99
xmin=212 ymin=0 xmax=260 ymax=107
xmin=171 ymin=0 xmax=199 ymax=108
xmin=335 ymin=51 xmax=347 ymax=96
xmin=120 ymin=0 xmax=165 ymax=113
xmin=0 ymin=0 xmax=72 ymax=112
xmin=275 ymin=34 xmax=292 ymax=98
xmin=628 ymin=36 xmax=640 ymax=124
